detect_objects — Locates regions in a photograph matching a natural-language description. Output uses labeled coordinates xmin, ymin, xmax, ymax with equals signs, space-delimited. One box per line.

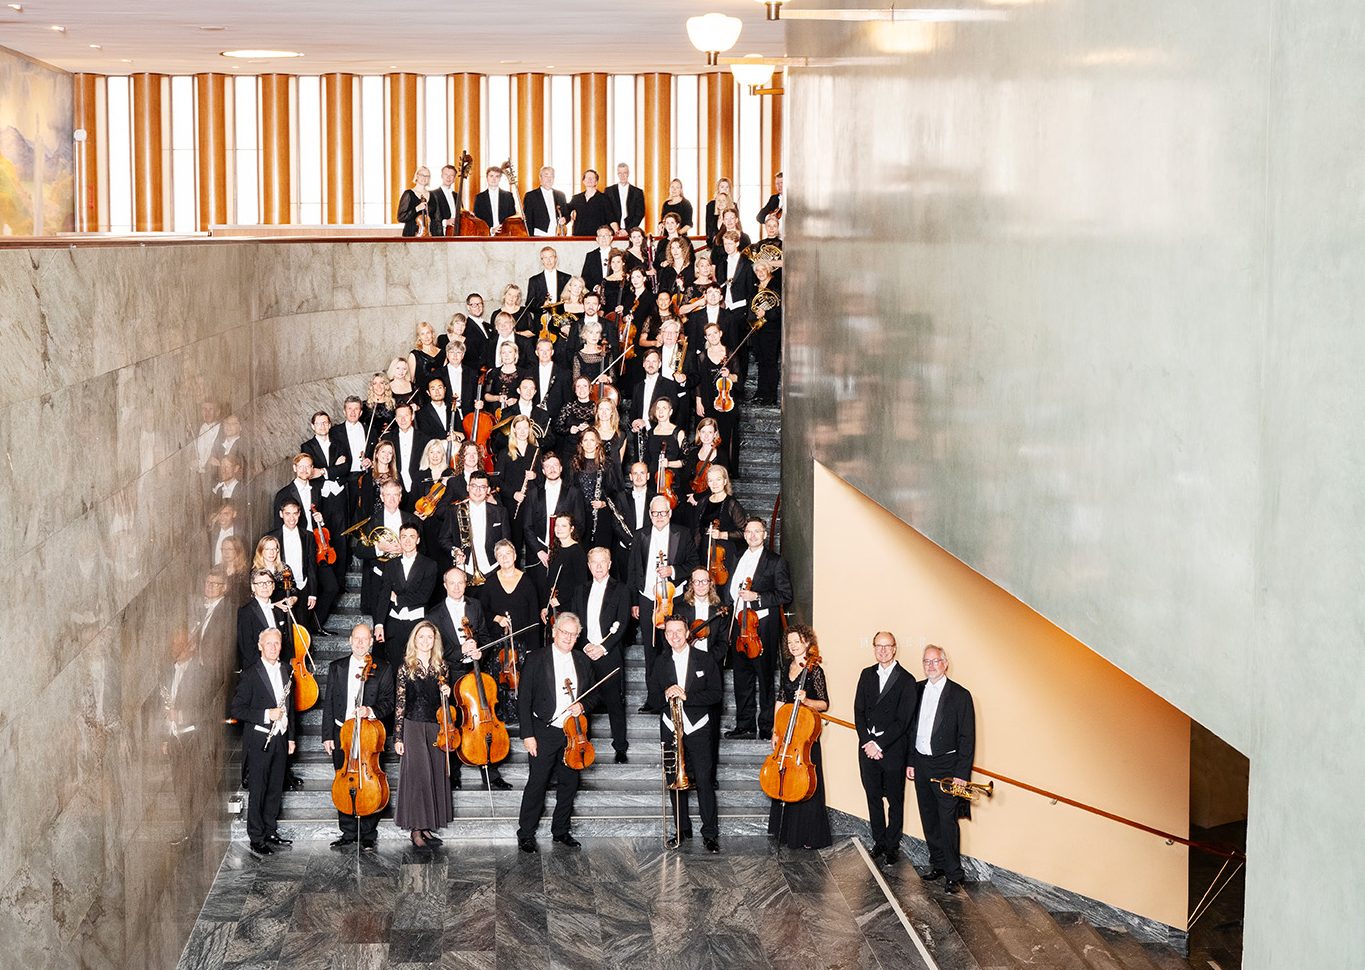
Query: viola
xmin=735 ymin=577 xmax=762 ymax=659
xmin=655 ymin=450 xmax=678 ymax=510
xmin=651 ymin=550 xmax=677 ymax=628
xmin=414 ymin=478 xmax=447 ymax=520
xmin=311 ymin=504 xmax=337 ymax=565
xmin=496 ymin=612 xmax=521 ymax=697
xmin=561 ymin=677 xmax=596 ymax=770
xmin=455 ymin=617 xmax=511 ymax=767
xmin=434 ymin=672 xmax=461 ymax=755
xmin=280 ymin=567 xmax=319 ymax=711
xmin=708 ymin=536 xmax=730 ymax=587
xmin=759 ymin=648 xmax=823 ymax=804
xmin=331 ymin=654 xmax=390 ymax=817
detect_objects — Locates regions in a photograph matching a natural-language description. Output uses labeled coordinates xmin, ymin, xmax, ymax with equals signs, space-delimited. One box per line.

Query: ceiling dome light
xmin=686 ymin=13 xmax=742 ymax=66
xmin=729 ymin=54 xmax=775 ymax=91
xmin=220 ymin=49 xmax=303 ymax=59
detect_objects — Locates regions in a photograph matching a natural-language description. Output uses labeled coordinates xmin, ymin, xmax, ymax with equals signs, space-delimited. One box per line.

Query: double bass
xmin=331 ymin=654 xmax=391 ymax=817
xmin=759 ymin=647 xmax=822 ymax=804
xmin=454 ymin=617 xmax=511 ymax=769
xmin=280 ymin=566 xmax=319 ymax=711
xmin=445 ymin=150 xmax=491 ymax=237
xmin=495 ymin=160 xmax=531 ymax=238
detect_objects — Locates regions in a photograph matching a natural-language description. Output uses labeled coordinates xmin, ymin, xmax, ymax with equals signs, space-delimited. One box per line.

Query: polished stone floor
xmin=177 ymin=835 xmax=931 ymax=970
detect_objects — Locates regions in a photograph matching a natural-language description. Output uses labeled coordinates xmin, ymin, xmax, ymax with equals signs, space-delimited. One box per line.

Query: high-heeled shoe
xmin=410 ymin=830 xmax=427 ymax=848
xmin=423 ymin=830 xmax=443 ymax=844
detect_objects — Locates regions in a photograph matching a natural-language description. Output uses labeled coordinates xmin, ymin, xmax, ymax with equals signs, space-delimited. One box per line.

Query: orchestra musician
xmin=908 ymin=645 xmax=977 ymax=894
xmin=525 ymin=247 xmax=573 ymax=316
xmin=608 ymin=162 xmax=646 ymax=234
xmin=755 ymin=171 xmax=784 ymax=225
xmin=396 ymin=166 xmax=432 ymax=237
xmin=704 ymin=176 xmax=733 ymax=241
xmin=652 ymin=615 xmax=724 ymax=852
xmin=393 ymin=621 xmax=454 ymax=848
xmin=372 ymin=524 xmax=439 ymax=670
xmin=628 ymin=496 xmax=700 ymax=711
xmin=523 ymin=166 xmax=568 ymax=237
xmin=580 ymin=226 xmax=618 ymax=291
xmin=569 ymin=546 xmax=631 ymax=762
xmin=443 ymin=472 xmax=508 ymax=585
xmin=322 ymin=623 xmax=395 ymax=850
xmin=854 ymin=631 xmax=917 ymax=866
xmin=236 ymin=569 xmax=291 ymax=672
xmin=459 ymin=296 xmax=493 ymax=362
xmin=231 ymin=627 xmax=296 ymax=855
xmin=768 ymin=624 xmax=832 ymax=850
xmin=522 ymin=452 xmax=588 ymax=572
xmin=724 ymin=518 xmax=792 ymax=740
xmin=354 ymin=480 xmax=416 ymax=617
xmin=409 ymin=322 xmax=445 ymax=402
xmin=473 ymin=167 xmax=517 ymax=234
xmin=566 ymin=169 xmax=611 ymax=237
xmin=515 ymin=612 xmax=597 ymax=852
xmin=677 ymin=567 xmax=729 ymax=786
xmin=430 ymin=164 xmax=459 ymax=235
xmin=658 ymin=178 xmax=694 ymax=236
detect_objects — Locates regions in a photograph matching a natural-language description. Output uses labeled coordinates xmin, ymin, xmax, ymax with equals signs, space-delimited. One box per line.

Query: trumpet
xmin=931 ymin=777 xmax=994 ymax=801
xmin=660 ymin=695 xmax=693 ymax=848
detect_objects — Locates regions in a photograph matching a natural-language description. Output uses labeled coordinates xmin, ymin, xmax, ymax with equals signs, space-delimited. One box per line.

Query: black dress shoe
xmin=881 ymin=851 xmax=901 ymax=867
xmin=553 ymin=833 xmax=582 ymax=848
xmin=490 ymin=777 xmax=513 ymax=791
xmin=518 ymin=838 xmax=538 ymax=853
xmin=614 ymin=751 xmax=629 ymax=764
xmin=679 ymin=830 xmax=693 ymax=841
xmin=360 ymin=839 xmax=377 ymax=851
xmin=944 ymin=879 xmax=964 ymax=894
xmin=703 ymin=837 xmax=720 ymax=853
xmin=316 ymin=627 xmax=336 ymax=637
xmin=266 ymin=834 xmax=292 ymax=846
xmin=917 ymin=867 xmax=945 ymax=881
xmin=724 ymin=728 xmax=757 ymax=739
xmin=867 ymin=843 xmax=884 ymax=858
xmin=330 ymin=836 xmax=357 ymax=849
xmin=637 ymin=704 xmax=659 ymax=714
xmin=249 ymin=841 xmax=273 ymax=855
xmin=424 ymin=831 xmax=443 ymax=845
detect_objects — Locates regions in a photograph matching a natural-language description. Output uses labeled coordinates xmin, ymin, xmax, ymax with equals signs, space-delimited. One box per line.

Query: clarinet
xmin=591 ymin=469 xmax=603 ymax=539
xmin=603 ymin=495 xmax=633 ymax=549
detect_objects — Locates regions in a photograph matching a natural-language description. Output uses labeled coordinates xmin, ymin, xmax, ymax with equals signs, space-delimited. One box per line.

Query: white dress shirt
xmin=343 ymin=655 xmax=367 ymax=722
xmin=915 ymin=676 xmax=948 ymax=756
xmin=542 ymin=479 xmax=562 ymax=545
xmin=263 ymin=660 xmax=288 ymax=730
xmin=344 ymin=420 xmax=367 ymax=472
xmin=468 ymin=501 xmax=495 ymax=573
xmin=642 ymin=527 xmax=671 ymax=599
xmin=586 ymin=578 xmax=608 ymax=643
xmin=617 ymin=184 xmax=631 ymax=222
xmin=538 ymin=362 xmax=554 ymax=404
xmin=281 ymin=527 xmax=308 ymax=590
xmin=662 ymin=648 xmax=708 ymax=734
xmin=397 ymin=429 xmax=416 ymax=491
xmin=538 ymin=188 xmax=558 ymax=236
xmin=550 ymin=649 xmax=579 ymax=727
xmin=542 ymin=267 xmax=560 ymax=302
xmin=690 ymin=600 xmax=711 ymax=652
xmin=729 ymin=548 xmax=767 ymax=619
xmin=631 ymin=488 xmax=649 ymax=530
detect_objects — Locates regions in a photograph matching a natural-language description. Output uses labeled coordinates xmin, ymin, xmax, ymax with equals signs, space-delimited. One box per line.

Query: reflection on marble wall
xmin=0 ymin=235 xmax=617 ymax=968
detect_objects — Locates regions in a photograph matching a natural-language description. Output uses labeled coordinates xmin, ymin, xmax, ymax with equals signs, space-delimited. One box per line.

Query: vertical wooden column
xmin=195 ymin=73 xmax=230 ymax=231
xmin=447 ymin=73 xmax=483 ymax=206
xmin=763 ymin=77 xmax=784 ymax=195
xmin=72 ymin=73 xmax=104 ymax=232
xmin=511 ymin=72 xmax=546 ymax=191
xmin=130 ymin=73 xmax=169 ymax=231
xmin=322 ymin=73 xmax=356 ymax=224
xmin=637 ymin=73 xmax=672 ymax=230
xmin=387 ymin=72 xmax=420 ymax=220
xmin=575 ymin=73 xmax=608 ymax=182
xmin=258 ymin=74 xmax=293 ymax=225
xmin=700 ymin=72 xmax=735 ymax=203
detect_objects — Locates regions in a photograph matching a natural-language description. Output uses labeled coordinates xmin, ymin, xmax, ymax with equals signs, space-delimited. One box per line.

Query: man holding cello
xmin=321 ymin=624 xmax=394 ymax=850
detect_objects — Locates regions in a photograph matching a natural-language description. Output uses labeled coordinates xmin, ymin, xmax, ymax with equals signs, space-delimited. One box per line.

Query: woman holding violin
xmin=694 ymin=322 xmax=741 ymax=469
xmin=570 ymin=323 xmax=611 ymax=385
xmin=413 ymin=439 xmax=455 ymax=570
xmin=767 ymin=624 xmax=833 ymax=849
xmin=655 ymin=238 xmax=695 ymax=297
xmin=683 ymin=418 xmax=729 ymax=509
xmin=396 ymin=166 xmax=432 ymax=237
xmin=496 ymin=282 xmax=529 ymax=333
xmin=484 ymin=538 xmax=543 ymax=709
xmin=693 ymin=464 xmax=747 ymax=565
xmin=393 ymin=621 xmax=455 ymax=847
xmin=637 ymin=396 xmax=688 ymax=480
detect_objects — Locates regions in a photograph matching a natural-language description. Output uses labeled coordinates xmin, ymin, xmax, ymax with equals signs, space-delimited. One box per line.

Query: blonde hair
xmin=420 ymin=439 xmax=449 ymax=472
xmin=402 ymin=621 xmax=447 ymax=677
xmin=367 ymin=373 xmax=395 ymax=409
xmin=252 ymin=536 xmax=282 ymax=570
xmin=500 ymin=283 xmax=523 ymax=307
xmin=507 ymin=416 xmax=538 ymax=459
xmin=595 ymin=399 xmax=620 ymax=435
xmin=415 ymin=321 xmax=437 ymax=345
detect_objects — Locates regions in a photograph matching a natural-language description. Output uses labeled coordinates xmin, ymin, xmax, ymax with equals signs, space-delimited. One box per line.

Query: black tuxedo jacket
xmin=628 ymin=375 xmax=683 ymax=425
xmin=373 ymin=554 xmax=440 ymax=629
xmin=521 ymin=479 xmax=588 ymax=560
xmin=439 ymin=498 xmax=510 ymax=568
xmin=473 ymin=188 xmax=517 ymax=231
xmin=529 ymin=363 xmax=570 ymax=415
xmin=525 ymin=269 xmax=574 ymax=315
xmin=273 ymin=479 xmax=329 ymax=524
xmin=426 ymin=597 xmax=491 ymax=670
xmin=264 ymin=526 xmax=320 ymax=597
xmin=300 ymin=433 xmax=351 ymax=483
xmin=415 ymin=400 xmax=458 ymax=440
xmin=580 ymin=247 xmax=617 ymax=291
xmin=483 ymin=334 xmax=536 ymax=372
xmin=568 ymin=577 xmax=631 ymax=653
xmin=438 ymin=363 xmax=481 ymax=418
xmin=517 ymin=647 xmax=597 ymax=740
xmin=854 ymin=663 xmax=918 ymax=761
xmin=335 ymin=420 xmax=379 ymax=469
xmin=733 ymin=548 xmax=792 ymax=614
xmin=716 ymin=253 xmax=758 ymax=308
xmin=675 ymin=598 xmax=731 ymax=654
xmin=427 ymin=185 xmax=456 ymax=232
xmin=619 ymin=486 xmax=657 ymax=534
xmin=522 ymin=188 xmax=568 ymax=236
xmin=608 ymin=183 xmax=646 ymax=230
xmin=912 ymin=678 xmax=976 ymax=780
xmin=231 ymin=661 xmax=297 ymax=745
xmin=198 ymin=597 xmax=236 ymax=658
xmin=567 ymin=190 xmax=611 ymax=237
xmin=646 ymin=646 xmax=723 ymax=733
xmin=627 ymin=524 xmax=701 ymax=598
xmin=756 ymin=192 xmax=783 ymax=224
xmin=383 ymin=428 xmax=432 ymax=492
xmin=236 ymin=598 xmax=292 ymax=670
xmin=320 ymin=655 xmax=395 ymax=747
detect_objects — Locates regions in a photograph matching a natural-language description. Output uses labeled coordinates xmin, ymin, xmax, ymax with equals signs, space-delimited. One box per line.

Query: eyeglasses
xmin=251 ymin=580 xmax=273 ymax=587
xmin=922 ymin=658 xmax=945 ymax=667
xmin=649 ymin=510 xmax=670 ymax=516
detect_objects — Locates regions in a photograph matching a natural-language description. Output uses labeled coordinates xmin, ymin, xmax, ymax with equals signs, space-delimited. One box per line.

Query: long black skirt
xmin=767 ymin=739 xmax=833 ymax=849
xmin=395 ymin=719 xmax=454 ymax=831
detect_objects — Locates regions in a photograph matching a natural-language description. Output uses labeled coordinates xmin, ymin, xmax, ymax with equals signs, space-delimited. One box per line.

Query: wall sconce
xmin=686 ymin=13 xmax=744 ymax=66
xmin=729 ymin=54 xmax=779 ymax=95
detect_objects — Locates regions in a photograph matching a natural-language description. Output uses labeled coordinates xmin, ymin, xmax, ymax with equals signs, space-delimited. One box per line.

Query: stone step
xmin=284 ymin=759 xmax=765 ymax=789
xmin=997 ymin=893 xmax=1093 ymax=970
xmin=1094 ymin=929 xmax=1163 ymax=970
xmin=934 ymin=878 xmax=1019 ymax=969
xmin=283 ymin=734 xmax=772 ymax=766
xmin=1050 ymin=911 xmax=1131 ymax=970
xmin=230 ymin=815 xmax=769 ymax=843
xmin=294 ymin=708 xmax=749 ymax=739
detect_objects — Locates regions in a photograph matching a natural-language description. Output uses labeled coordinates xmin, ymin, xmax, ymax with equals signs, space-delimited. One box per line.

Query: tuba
xmin=931 ymin=777 xmax=994 ymax=801
xmin=659 ymin=694 xmax=692 ymax=848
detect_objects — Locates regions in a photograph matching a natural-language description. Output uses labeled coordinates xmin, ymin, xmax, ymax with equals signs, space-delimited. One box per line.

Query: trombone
xmin=931 ymin=777 xmax=994 ymax=801
xmin=453 ymin=499 xmax=486 ymax=586
xmin=659 ymin=694 xmax=692 ymax=848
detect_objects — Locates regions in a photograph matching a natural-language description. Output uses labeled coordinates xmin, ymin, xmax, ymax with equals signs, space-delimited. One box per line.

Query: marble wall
xmin=0 ymin=236 xmax=594 ymax=968
xmin=780 ymin=2 xmax=1365 ymax=966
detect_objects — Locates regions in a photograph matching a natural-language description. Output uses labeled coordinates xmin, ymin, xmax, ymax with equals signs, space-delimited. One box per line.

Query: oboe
xmin=591 ymin=469 xmax=603 ymax=538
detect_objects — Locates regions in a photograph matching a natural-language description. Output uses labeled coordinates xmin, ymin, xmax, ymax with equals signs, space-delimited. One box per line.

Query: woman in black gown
xmin=659 ymin=179 xmax=694 ymax=236
xmin=543 ymin=515 xmax=589 ymax=627
xmin=396 ymin=167 xmax=433 ymax=237
xmin=768 ymin=624 xmax=833 ymax=850
xmin=693 ymin=322 xmax=740 ymax=470
xmin=691 ymin=461 xmax=746 ymax=563
xmin=394 ymin=621 xmax=454 ymax=847
xmin=571 ymin=428 xmax=627 ymax=549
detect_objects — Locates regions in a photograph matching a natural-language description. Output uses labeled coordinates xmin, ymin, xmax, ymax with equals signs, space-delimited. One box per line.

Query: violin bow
xmin=550 ymin=666 xmax=621 ymax=721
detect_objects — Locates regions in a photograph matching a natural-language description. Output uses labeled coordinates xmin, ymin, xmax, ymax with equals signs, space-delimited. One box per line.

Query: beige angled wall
xmin=811 ymin=462 xmax=1191 ymax=929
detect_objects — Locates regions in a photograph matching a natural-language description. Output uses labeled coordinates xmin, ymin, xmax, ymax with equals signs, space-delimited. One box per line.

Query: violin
xmin=759 ymin=647 xmax=822 ymax=804
xmin=455 ymin=617 xmax=511 ymax=767
xmin=414 ymin=477 xmax=447 ymax=520
xmin=655 ymin=450 xmax=678 ymax=510
xmin=434 ymin=672 xmax=461 ymax=756
xmin=735 ymin=577 xmax=762 ymax=659
xmin=311 ymin=504 xmax=336 ymax=565
xmin=713 ymin=319 xmax=765 ymax=413
xmin=561 ymin=677 xmax=596 ymax=770
xmin=496 ymin=612 xmax=521 ymax=698
xmin=651 ymin=550 xmax=677 ymax=628
xmin=690 ymin=452 xmax=717 ymax=494
xmin=331 ymin=653 xmax=390 ymax=817
xmin=463 ymin=367 xmax=495 ymax=470
xmin=280 ymin=567 xmax=319 ymax=711
xmin=707 ymin=531 xmax=730 ymax=587
xmin=686 ymin=606 xmax=731 ymax=645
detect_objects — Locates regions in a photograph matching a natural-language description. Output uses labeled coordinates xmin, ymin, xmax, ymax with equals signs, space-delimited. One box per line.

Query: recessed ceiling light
xmin=220 ymin=49 xmax=303 ymax=59
xmin=8 ymin=4 xmax=24 ymax=11
xmin=198 ymin=25 xmax=227 ymax=31
xmin=50 ymin=24 xmax=65 ymax=32
xmin=88 ymin=43 xmax=101 ymax=50
xmin=120 ymin=58 xmax=132 ymax=63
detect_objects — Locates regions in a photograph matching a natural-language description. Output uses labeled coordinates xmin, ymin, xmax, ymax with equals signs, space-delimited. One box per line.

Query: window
xmin=359 ymin=75 xmax=385 ymax=224
xmin=297 ymin=76 xmax=322 ymax=224
xmin=105 ymin=76 xmax=132 ymax=233
xmin=233 ymin=75 xmax=259 ymax=225
xmin=673 ymin=75 xmax=700 ymax=215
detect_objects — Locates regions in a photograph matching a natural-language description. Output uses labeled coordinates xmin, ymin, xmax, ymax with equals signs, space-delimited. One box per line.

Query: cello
xmin=331 ymin=653 xmax=390 ymax=819
xmin=561 ymin=678 xmax=596 ymax=770
xmin=463 ymin=367 xmax=495 ymax=471
xmin=280 ymin=566 xmax=319 ymax=711
xmin=495 ymin=160 xmax=531 ymax=237
xmin=734 ymin=577 xmax=762 ymax=659
xmin=759 ymin=647 xmax=822 ymax=804
xmin=454 ymin=617 xmax=511 ymax=770
xmin=446 ymin=150 xmax=491 ymax=237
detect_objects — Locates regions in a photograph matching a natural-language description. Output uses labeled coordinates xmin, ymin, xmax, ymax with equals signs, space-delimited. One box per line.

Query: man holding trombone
xmin=651 ymin=616 xmax=723 ymax=853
